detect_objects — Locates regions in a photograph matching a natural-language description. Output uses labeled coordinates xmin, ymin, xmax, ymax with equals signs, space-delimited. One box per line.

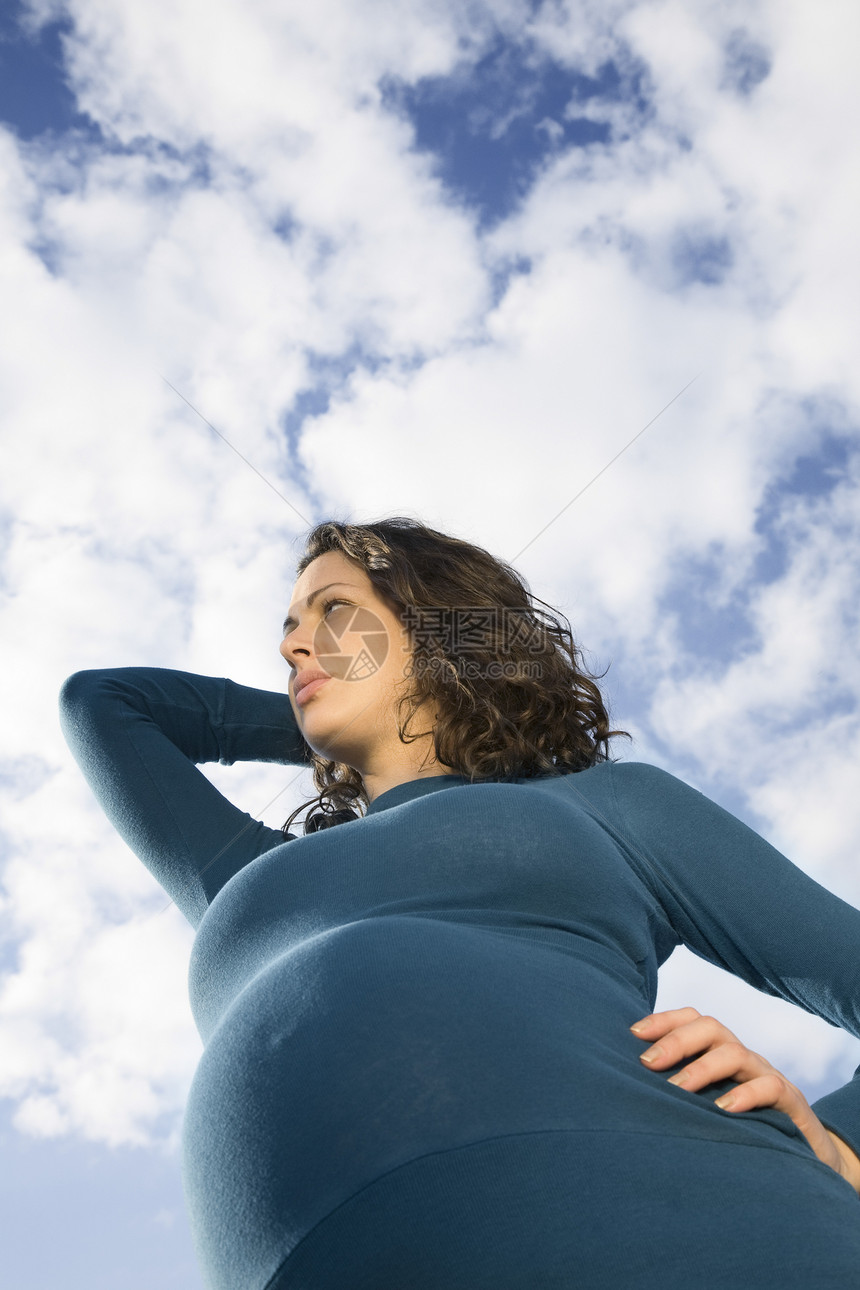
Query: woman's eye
xmin=282 ymin=598 xmax=352 ymax=643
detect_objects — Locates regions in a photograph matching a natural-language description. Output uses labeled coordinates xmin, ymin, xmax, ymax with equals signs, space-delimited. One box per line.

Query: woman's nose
xmin=280 ymin=631 xmax=311 ymax=664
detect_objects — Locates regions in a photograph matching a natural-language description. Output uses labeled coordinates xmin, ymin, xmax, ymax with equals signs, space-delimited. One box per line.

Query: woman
xmin=59 ymin=516 xmax=860 ymax=1289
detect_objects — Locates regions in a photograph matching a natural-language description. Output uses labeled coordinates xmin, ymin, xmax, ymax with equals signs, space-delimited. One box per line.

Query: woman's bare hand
xmin=630 ymin=1006 xmax=860 ymax=1195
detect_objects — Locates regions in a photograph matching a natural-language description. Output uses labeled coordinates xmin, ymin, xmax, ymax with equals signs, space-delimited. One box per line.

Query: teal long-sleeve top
xmin=59 ymin=667 xmax=860 ymax=1290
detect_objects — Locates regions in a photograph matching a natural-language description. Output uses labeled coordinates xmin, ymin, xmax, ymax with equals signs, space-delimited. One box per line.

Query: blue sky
xmin=381 ymin=43 xmax=617 ymax=228
xmin=0 ymin=7 xmax=78 ymax=137
xmin=1 ymin=1 xmax=859 ymax=1286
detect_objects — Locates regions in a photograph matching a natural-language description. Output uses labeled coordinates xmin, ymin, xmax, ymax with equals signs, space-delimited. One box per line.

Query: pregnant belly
xmin=180 ymin=916 xmax=815 ymax=1290
xmin=182 ymin=916 xmax=646 ymax=1286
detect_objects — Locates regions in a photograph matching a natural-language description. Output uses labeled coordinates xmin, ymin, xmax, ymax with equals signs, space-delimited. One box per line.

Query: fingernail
xmin=715 ymin=1094 xmax=735 ymax=1110
xmin=640 ymin=1045 xmax=663 ymax=1064
xmin=667 ymin=1071 xmax=688 ymax=1086
xmin=630 ymin=1021 xmax=648 ymax=1033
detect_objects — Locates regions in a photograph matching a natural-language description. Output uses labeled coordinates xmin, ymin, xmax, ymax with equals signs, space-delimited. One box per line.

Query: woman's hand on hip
xmin=630 ymin=1006 xmax=860 ymax=1195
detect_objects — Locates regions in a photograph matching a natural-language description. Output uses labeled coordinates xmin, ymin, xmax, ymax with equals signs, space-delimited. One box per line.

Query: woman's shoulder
xmin=528 ymin=759 xmax=707 ymax=829
xmin=535 ymin=758 xmax=688 ymax=796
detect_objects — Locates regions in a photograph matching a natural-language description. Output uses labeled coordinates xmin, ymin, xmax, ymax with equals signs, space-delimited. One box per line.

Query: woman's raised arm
xmin=59 ymin=667 xmax=310 ymax=926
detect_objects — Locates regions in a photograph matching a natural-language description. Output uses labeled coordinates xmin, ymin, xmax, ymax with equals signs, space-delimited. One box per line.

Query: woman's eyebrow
xmin=282 ymin=582 xmax=360 ymax=635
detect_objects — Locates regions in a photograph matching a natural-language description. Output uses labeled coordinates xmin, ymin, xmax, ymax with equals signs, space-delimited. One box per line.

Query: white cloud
xmin=1 ymin=0 xmax=859 ymax=1148
xmin=650 ymin=462 xmax=860 ymax=767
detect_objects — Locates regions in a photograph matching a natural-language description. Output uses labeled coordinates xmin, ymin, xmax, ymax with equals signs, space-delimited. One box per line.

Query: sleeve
xmin=59 ymin=667 xmax=312 ymax=927
xmin=608 ymin=760 xmax=860 ymax=1164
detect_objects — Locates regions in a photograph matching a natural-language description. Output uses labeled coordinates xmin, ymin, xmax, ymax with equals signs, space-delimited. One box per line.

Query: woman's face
xmin=280 ymin=550 xmax=437 ymax=789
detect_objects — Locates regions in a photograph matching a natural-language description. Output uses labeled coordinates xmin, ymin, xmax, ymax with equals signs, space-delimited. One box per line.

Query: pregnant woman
xmin=59 ymin=516 xmax=860 ymax=1288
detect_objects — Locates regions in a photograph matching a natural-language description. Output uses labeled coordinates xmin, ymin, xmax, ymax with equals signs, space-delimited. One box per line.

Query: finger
xmin=630 ymin=1007 xmax=701 ymax=1037
xmin=666 ymin=1043 xmax=775 ymax=1092
xmin=637 ymin=1014 xmax=740 ymax=1069
xmin=714 ymin=1075 xmax=843 ymax=1172
xmin=714 ymin=1072 xmax=797 ymax=1114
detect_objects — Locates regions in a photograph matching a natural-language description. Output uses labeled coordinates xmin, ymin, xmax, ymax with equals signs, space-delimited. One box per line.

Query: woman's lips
xmin=295 ymin=676 xmax=330 ymax=706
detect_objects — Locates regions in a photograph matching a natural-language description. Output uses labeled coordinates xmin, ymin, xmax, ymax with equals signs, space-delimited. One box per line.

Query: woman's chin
xmin=301 ymin=728 xmax=362 ymax=770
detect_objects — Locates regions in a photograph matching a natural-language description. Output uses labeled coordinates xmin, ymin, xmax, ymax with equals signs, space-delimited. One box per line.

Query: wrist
xmin=826 ymin=1130 xmax=860 ymax=1196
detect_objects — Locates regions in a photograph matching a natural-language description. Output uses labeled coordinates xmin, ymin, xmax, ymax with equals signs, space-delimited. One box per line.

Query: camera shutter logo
xmin=313 ymin=606 xmax=389 ymax=681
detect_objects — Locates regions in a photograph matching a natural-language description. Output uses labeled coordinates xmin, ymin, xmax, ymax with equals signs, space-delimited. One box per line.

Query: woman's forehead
xmin=286 ymin=553 xmax=372 ymax=617
xmin=295 ymin=550 xmax=364 ymax=588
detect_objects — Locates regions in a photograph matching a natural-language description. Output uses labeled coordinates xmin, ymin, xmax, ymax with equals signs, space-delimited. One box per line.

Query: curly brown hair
xmin=283 ymin=517 xmax=628 ymax=835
